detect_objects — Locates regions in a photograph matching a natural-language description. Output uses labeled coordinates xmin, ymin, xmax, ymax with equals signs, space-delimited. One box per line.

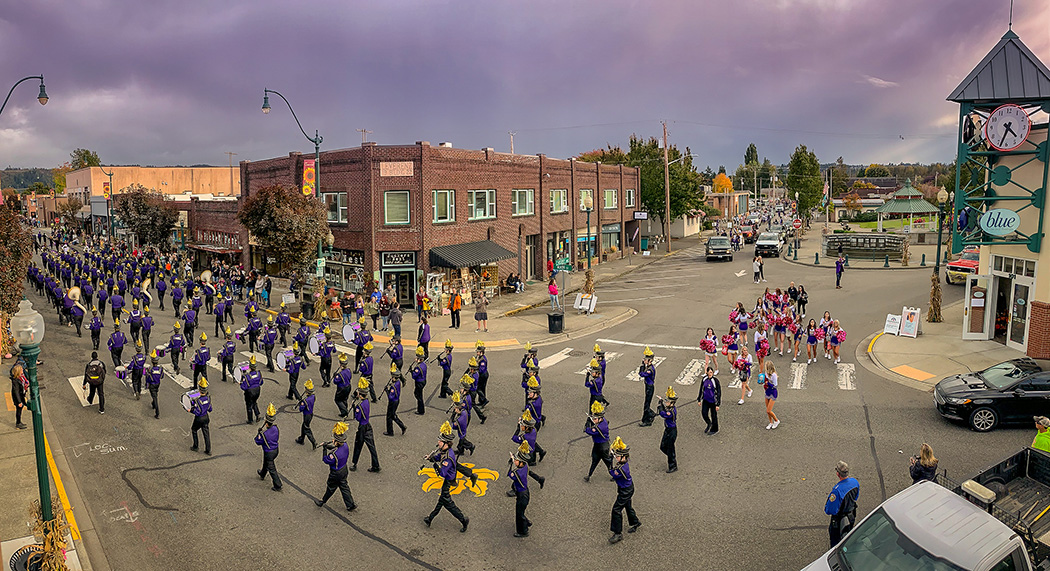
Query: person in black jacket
xmin=697 ymin=366 xmax=721 ymax=435
xmin=909 ymin=443 xmax=938 ymax=484
xmin=10 ymin=364 xmax=29 ymax=429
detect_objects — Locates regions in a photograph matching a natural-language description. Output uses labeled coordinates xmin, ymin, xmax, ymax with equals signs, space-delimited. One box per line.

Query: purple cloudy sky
xmin=1 ymin=0 xmax=1048 ymax=171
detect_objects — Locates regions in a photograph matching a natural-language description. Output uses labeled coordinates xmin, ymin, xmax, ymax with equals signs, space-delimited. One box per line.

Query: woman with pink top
xmin=548 ymin=279 xmax=561 ymax=310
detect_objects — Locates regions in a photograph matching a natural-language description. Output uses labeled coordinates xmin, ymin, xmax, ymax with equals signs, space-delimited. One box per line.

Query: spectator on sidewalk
xmin=474 ymin=291 xmax=489 ymax=333
xmin=379 ymin=295 xmax=392 ymax=331
xmin=835 ymin=255 xmax=845 ymax=289
xmin=390 ymin=302 xmax=403 ymax=338
xmin=415 ymin=290 xmax=425 ymax=322
xmin=752 ymin=256 xmax=761 ymax=284
xmin=10 ymin=364 xmax=28 ymax=429
xmin=1033 ymin=417 xmax=1050 ymax=453
xmin=548 ymin=279 xmax=561 ymax=311
xmin=448 ymin=289 xmax=463 ymax=329
xmin=547 ymin=258 xmax=555 ymax=279
xmin=909 ymin=443 xmax=938 ymax=484
xmin=367 ymin=297 xmax=380 ymax=330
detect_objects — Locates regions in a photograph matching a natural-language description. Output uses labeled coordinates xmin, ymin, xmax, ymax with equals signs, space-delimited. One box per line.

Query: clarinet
xmin=420 ymin=447 xmax=443 ymax=470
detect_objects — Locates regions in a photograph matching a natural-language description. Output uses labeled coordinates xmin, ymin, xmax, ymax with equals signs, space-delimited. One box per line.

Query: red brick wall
xmin=1029 ymin=301 xmax=1050 ymax=359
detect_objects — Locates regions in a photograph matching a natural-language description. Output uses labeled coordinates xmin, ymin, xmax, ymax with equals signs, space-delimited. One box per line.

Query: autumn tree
xmin=786 ymin=145 xmax=822 ymax=219
xmin=712 ymin=172 xmax=734 ymax=193
xmin=113 ymin=184 xmax=178 ymax=248
xmin=69 ymin=148 xmax=101 ymax=170
xmin=0 ymin=204 xmax=33 ymax=353
xmin=237 ymin=184 xmax=327 ymax=275
xmin=842 ymin=193 xmax=861 ymax=218
xmin=56 ymin=198 xmax=83 ymax=225
xmin=2 ymin=188 xmax=20 ymax=210
xmin=575 ymin=145 xmax=629 ymax=164
xmin=53 ymin=162 xmax=73 ymax=195
xmin=861 ymin=163 xmax=891 ymax=177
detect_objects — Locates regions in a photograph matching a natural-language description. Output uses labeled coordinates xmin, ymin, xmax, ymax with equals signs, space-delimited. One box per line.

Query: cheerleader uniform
xmin=806 ymin=328 xmax=818 ymax=346
xmin=735 ymin=312 xmax=751 ymax=335
xmin=737 ymin=354 xmax=753 ymax=383
xmin=703 ymin=334 xmax=719 ymax=356
xmin=727 ymin=332 xmax=739 ymax=353
xmin=829 ymin=327 xmax=842 ymax=348
xmin=754 ymin=330 xmax=767 ymax=355
xmin=772 ymin=315 xmax=787 ymax=337
xmin=765 ymin=372 xmax=778 ymax=401
xmin=819 ymin=318 xmax=833 ymax=358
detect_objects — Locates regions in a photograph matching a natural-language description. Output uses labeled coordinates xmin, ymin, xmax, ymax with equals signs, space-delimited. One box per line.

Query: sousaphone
xmin=68 ymin=286 xmax=87 ymax=314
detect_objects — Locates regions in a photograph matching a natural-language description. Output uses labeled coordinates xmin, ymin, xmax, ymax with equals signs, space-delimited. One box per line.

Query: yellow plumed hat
xmin=515 ymin=440 xmax=532 ymax=462
xmin=415 ymin=345 xmax=425 ymax=357
xmin=444 ymin=339 xmax=453 ymax=348
xmin=304 ymin=379 xmax=314 ymax=391
xmin=114 ymin=318 xmax=121 ymax=326
xmin=357 ymin=377 xmax=370 ymax=390
xmin=333 ymin=422 xmax=350 ymax=436
xmin=267 ymin=314 xmax=274 ymax=322
xmin=594 ymin=343 xmax=602 ymax=354
xmin=611 ymin=436 xmax=629 ymax=454
xmin=459 ymin=374 xmax=474 ymax=386
xmin=150 ymin=349 xmax=158 ymax=360
xmin=475 ymin=339 xmax=485 ymax=349
xmin=338 ymin=352 xmax=348 ymax=363
xmin=136 ymin=339 xmax=143 ymax=348
xmin=527 ymin=375 xmax=539 ymax=389
xmin=293 ymin=341 xmax=299 ymax=350
xmin=390 ymin=362 xmax=398 ymax=373
xmin=358 ymin=316 xmax=366 ymax=324
xmin=665 ymin=386 xmax=677 ymax=400
xmin=225 ymin=326 xmax=232 ymax=336
xmin=280 ymin=301 xmax=286 ymax=308
xmin=590 ymin=401 xmax=605 ymax=415
xmin=439 ymin=420 xmax=454 ymax=442
xmin=199 ymin=378 xmax=209 ymax=389
xmin=524 ymin=342 xmax=532 ymax=351
xmin=363 ymin=342 xmax=373 ymax=351
xmin=265 ymin=402 xmax=277 ymax=418
xmin=526 ymin=358 xmax=538 ymax=370
xmin=200 ymin=332 xmax=207 ymax=342
xmin=173 ymin=321 xmax=181 ymax=329
xmin=589 ymin=358 xmax=600 ymax=369
xmin=643 ymin=346 xmax=654 ymax=357
xmin=468 ymin=356 xmax=478 ymax=367
xmin=451 ymin=391 xmax=461 ymax=404
xmin=323 ymin=326 xmax=331 ymax=335
xmin=249 ymin=354 xmax=257 ymax=365
xmin=520 ymin=409 xmax=535 ymax=426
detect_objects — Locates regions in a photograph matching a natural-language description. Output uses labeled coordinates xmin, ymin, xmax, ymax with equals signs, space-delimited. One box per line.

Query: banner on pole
xmin=102 ymin=182 xmax=111 ymax=199
xmin=302 ymin=159 xmax=316 ymax=197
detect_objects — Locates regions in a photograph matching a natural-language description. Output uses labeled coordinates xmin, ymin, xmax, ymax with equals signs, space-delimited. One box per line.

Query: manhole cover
xmin=567 ymin=350 xmax=588 ymax=357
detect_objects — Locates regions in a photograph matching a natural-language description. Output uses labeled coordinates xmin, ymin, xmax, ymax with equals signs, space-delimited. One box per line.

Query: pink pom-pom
xmin=721 ymin=334 xmax=734 ymax=346
xmin=837 ymin=330 xmax=847 ymax=342
xmin=729 ymin=309 xmax=738 ymax=322
xmin=788 ymin=322 xmax=799 ymax=334
xmin=815 ymin=328 xmax=826 ymax=341
xmin=699 ymin=339 xmax=716 ymax=353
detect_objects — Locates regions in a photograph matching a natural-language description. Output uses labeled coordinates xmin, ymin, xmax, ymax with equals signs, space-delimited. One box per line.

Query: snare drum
xmin=234 ymin=328 xmax=247 ymax=343
xmin=309 ymin=332 xmax=326 ymax=355
xmin=115 ymin=365 xmax=128 ymax=382
xmin=155 ymin=344 xmax=167 ymax=358
xmin=341 ymin=323 xmax=358 ymax=343
xmin=181 ymin=390 xmax=201 ymax=412
xmin=234 ymin=362 xmax=250 ymax=383
xmin=276 ymin=348 xmax=294 ymax=371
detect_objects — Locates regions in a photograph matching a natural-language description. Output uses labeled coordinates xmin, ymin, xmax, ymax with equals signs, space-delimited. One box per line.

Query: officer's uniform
xmin=825 ymin=475 xmax=859 ymax=546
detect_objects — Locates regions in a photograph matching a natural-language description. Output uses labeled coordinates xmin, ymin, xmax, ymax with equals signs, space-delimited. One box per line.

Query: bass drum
xmin=181 ymin=390 xmax=201 ymax=412
xmin=276 ymin=349 xmax=294 ymax=372
xmin=342 ymin=323 xmax=359 ymax=344
xmin=234 ymin=362 xmax=249 ymax=384
xmin=309 ymin=332 xmax=325 ymax=356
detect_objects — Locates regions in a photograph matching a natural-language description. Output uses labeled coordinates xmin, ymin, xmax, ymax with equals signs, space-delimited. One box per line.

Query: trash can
xmin=547 ymin=312 xmax=564 ymax=334
xmin=641 ymin=237 xmax=649 ymax=251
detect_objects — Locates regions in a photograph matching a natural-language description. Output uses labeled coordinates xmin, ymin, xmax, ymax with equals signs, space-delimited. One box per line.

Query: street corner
xmin=511 ymin=305 xmax=638 ymax=349
xmin=856 ymin=330 xmax=937 ymax=393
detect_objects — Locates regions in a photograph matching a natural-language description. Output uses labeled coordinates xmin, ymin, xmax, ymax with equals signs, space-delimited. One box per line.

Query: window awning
xmin=187 ymin=243 xmax=243 ymax=255
xmin=429 ymin=240 xmax=515 ymax=269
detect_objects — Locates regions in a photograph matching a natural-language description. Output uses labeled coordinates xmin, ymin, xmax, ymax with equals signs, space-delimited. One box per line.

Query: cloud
xmin=860 ymin=75 xmax=900 ymax=89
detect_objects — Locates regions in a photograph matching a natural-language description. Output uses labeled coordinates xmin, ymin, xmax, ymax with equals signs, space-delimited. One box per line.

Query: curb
xmin=528 ymin=308 xmax=639 ymax=348
xmin=855 ymin=329 xmax=935 ymax=393
xmin=782 ymin=255 xmax=930 ymax=271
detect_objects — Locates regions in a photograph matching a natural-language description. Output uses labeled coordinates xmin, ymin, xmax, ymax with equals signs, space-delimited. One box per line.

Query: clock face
xmin=983 ymin=104 xmax=1031 ymax=151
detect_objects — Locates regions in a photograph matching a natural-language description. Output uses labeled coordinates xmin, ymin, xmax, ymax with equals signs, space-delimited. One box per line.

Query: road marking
xmin=728 ymin=373 xmax=741 ymax=389
xmin=674 ymin=359 xmax=705 ymax=385
xmin=595 ymin=284 xmax=681 ymax=293
xmin=735 ymin=270 xmax=747 ymax=277
xmin=789 ymin=362 xmax=807 ymax=390
xmin=575 ymin=352 xmax=621 ymax=374
xmin=867 ymin=332 xmax=883 ymax=354
xmin=626 ymin=356 xmax=665 ymax=382
xmin=597 ymin=338 xmax=697 ymax=351
xmin=160 ymin=364 xmax=194 ymax=389
xmin=837 ymin=363 xmax=856 ymax=390
xmin=890 ymin=365 xmax=935 ymax=382
xmin=538 ymin=347 xmax=572 ymax=369
xmin=44 ymin=432 xmax=81 ymax=540
xmin=600 ymin=295 xmax=676 ymax=304
xmin=66 ymin=377 xmax=92 ymax=407
xmin=5 ymin=392 xmax=13 ymax=411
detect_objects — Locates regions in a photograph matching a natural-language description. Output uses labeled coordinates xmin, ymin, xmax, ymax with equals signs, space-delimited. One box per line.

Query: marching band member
xmin=262 ymin=316 xmax=278 ymax=373
xmin=585 ymin=357 xmax=606 ymax=410
xmin=141 ymin=306 xmax=153 ymax=348
xmin=334 ymin=354 xmax=354 ymax=418
xmin=410 ymin=346 xmax=427 ymax=415
xmin=386 ymin=332 xmax=404 ymax=371
xmin=318 ymin=327 xmax=336 ymax=387
xmin=422 ymin=421 xmax=469 ymax=532
xmin=191 ymin=333 xmax=210 ymax=390
xmin=512 ymin=409 xmax=545 ymax=465
xmin=219 ymin=327 xmax=237 ymax=383
xmin=607 ymin=436 xmax=641 ymax=544
xmin=350 ymin=377 xmax=381 ymax=473
xmin=255 ymin=403 xmax=283 ymax=491
xmin=584 ymin=401 xmax=612 ymax=482
xmin=276 ymin=302 xmax=291 ymax=347
xmin=88 ymin=307 xmax=103 ymax=351
xmin=637 ymin=347 xmax=655 ymax=426
xmin=359 ymin=342 xmax=377 ymax=403
xmin=437 ymin=339 xmax=454 ymax=399
xmin=296 ymin=380 xmax=318 ymax=449
xmin=286 ymin=342 xmax=304 ymax=401
xmin=241 ymin=355 xmax=263 ymax=424
xmin=247 ymin=308 xmax=263 ymax=354
xmin=182 ymin=305 xmax=197 ymax=341
xmin=107 ymin=319 xmax=127 ymax=367
xmin=294 ymin=318 xmax=312 ymax=366
xmin=168 ymin=321 xmax=186 ymax=374
xmin=383 ymin=363 xmax=406 ymax=436
xmin=352 ymin=316 xmax=371 ymax=373
xmin=316 ymin=422 xmax=357 ymax=511
xmin=474 ymin=340 xmax=489 ymax=406
xmin=524 ymin=377 xmax=544 ymax=431
xmin=146 ymin=350 xmax=163 ymax=419
xmin=213 ymin=295 xmax=226 ymax=337
xmin=189 ymin=378 xmax=212 ymax=455
xmin=507 ymin=441 xmax=544 ymax=538
xmin=658 ymin=387 xmax=678 ymax=473
xmin=129 ymin=340 xmax=146 ymax=400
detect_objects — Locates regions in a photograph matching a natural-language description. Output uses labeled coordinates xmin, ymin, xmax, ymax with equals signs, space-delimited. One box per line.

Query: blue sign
xmin=979 ymin=208 xmax=1021 ymax=236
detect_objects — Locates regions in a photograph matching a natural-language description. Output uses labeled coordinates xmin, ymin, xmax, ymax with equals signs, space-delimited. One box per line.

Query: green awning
xmin=873 ymin=199 xmax=939 ymax=215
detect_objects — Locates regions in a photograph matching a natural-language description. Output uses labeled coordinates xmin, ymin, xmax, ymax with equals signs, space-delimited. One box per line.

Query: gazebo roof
xmin=873 ymin=179 xmax=938 ymax=215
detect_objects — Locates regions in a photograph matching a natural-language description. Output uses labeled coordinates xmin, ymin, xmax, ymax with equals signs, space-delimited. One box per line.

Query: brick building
xmin=241 ymin=142 xmax=642 ymax=305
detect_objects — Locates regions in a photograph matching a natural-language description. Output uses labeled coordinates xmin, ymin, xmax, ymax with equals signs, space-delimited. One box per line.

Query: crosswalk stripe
xmin=66 ymin=377 xmax=92 ymax=407
xmin=597 ymin=338 xmax=697 ymax=352
xmin=538 ymin=348 xmax=572 ymax=369
xmin=575 ymin=352 xmax=621 ymax=374
xmin=673 ymin=359 xmax=704 ymax=386
xmin=626 ymin=356 xmax=666 ymax=382
xmin=789 ymin=363 xmax=807 ymax=390
xmin=837 ymin=363 xmax=856 ymax=390
xmin=160 ymin=364 xmax=194 ymax=389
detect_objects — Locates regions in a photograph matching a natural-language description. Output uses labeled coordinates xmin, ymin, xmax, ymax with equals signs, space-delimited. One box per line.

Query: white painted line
xmin=735 ymin=270 xmax=747 ymax=277
xmin=674 ymin=359 xmax=704 ymax=386
xmin=538 ymin=347 xmax=573 ymax=369
xmin=727 ymin=376 xmax=741 ymax=389
xmin=597 ymin=338 xmax=697 ymax=352
xmin=575 ymin=352 xmax=621 ymax=374
xmin=67 ymin=377 xmax=92 ymax=407
xmin=789 ymin=362 xmax=807 ymax=390
xmin=595 ymin=284 xmax=681 ymax=293
xmin=837 ymin=363 xmax=856 ymax=390
xmin=160 ymin=364 xmax=194 ymax=389
xmin=626 ymin=356 xmax=665 ymax=382
xmin=599 ymin=295 xmax=676 ymax=304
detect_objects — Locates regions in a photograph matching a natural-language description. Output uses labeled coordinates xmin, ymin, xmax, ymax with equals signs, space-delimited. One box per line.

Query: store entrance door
xmin=1007 ymin=279 xmax=1033 ymax=352
xmin=382 ymin=270 xmax=415 ymax=307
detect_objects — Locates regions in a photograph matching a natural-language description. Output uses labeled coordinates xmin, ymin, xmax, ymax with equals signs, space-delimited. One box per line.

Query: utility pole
xmin=662 ymin=121 xmax=671 ymax=254
xmin=225 ymin=151 xmax=237 ymax=196
xmin=357 ymin=129 xmax=372 ymax=144
xmin=509 ymin=131 xmax=516 ymax=154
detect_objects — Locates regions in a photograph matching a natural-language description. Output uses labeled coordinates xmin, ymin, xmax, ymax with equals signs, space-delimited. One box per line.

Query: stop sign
xmin=793 ymin=218 xmax=803 ymax=230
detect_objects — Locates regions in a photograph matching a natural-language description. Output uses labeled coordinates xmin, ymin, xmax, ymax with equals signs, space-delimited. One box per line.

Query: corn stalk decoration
xmin=927 ymin=271 xmax=943 ymax=323
xmin=29 ymin=500 xmax=71 ymax=571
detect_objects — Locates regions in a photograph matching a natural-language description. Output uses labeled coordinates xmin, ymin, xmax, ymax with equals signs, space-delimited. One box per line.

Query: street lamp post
xmin=180 ymin=221 xmax=186 ymax=252
xmin=929 ymin=187 xmax=952 ymax=323
xmin=583 ymin=195 xmax=593 ymax=269
xmin=794 ymin=191 xmax=800 ymax=254
xmin=99 ymin=167 xmax=114 ymax=240
xmin=0 ymin=75 xmax=48 ymax=118
xmin=11 ymin=299 xmax=50 ymax=520
xmin=261 ymin=88 xmax=324 ymax=261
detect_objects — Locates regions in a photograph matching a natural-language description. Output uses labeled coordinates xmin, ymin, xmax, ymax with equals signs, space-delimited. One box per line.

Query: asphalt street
xmin=28 ymin=242 xmax=1032 ymax=570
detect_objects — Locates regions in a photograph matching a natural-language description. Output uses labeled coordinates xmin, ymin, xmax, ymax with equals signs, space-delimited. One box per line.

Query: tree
xmin=27 ymin=181 xmax=50 ymax=196
xmin=113 ymin=184 xmax=178 ymax=248
xmin=861 ymin=163 xmax=891 ymax=177
xmin=70 ymin=148 xmax=101 ymax=170
xmin=2 ymin=187 xmax=20 ymax=210
xmin=0 ymin=204 xmax=33 ymax=354
xmin=237 ymin=184 xmax=327 ymax=275
xmin=744 ymin=143 xmax=759 ymax=167
xmin=786 ymin=145 xmax=822 ymax=219
xmin=56 ymin=198 xmax=83 ymax=225
xmin=842 ymin=193 xmax=861 ymax=218
xmin=712 ymin=172 xmax=734 ymax=193
xmin=575 ymin=145 xmax=629 ymax=165
xmin=830 ymin=163 xmax=849 ymax=197
xmin=53 ymin=162 xmax=73 ymax=195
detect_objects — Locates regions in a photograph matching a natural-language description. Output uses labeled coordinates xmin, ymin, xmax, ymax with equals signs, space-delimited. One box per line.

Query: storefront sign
xmin=382 ymin=251 xmax=416 ymax=267
xmin=900 ymin=307 xmax=921 ymax=338
xmin=602 ymin=223 xmax=621 ymax=234
xmin=302 ymin=159 xmax=316 ymax=197
xmin=884 ymin=314 xmax=901 ymax=335
xmin=633 ymin=211 xmax=647 ymax=220
xmin=329 ymin=249 xmax=365 ymax=266
xmin=380 ymin=162 xmax=414 ymax=177
xmin=979 ymin=208 xmax=1021 ymax=236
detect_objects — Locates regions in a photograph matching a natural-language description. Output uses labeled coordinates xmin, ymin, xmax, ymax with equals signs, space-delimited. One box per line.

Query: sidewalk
xmin=782 ymin=230 xmax=941 ymax=270
xmin=860 ymin=301 xmax=1025 ymax=392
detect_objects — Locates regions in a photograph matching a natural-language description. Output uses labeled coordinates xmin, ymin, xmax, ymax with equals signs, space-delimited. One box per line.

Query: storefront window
xmin=324 ymin=192 xmax=347 ymax=223
xmin=433 ymin=189 xmax=455 ymax=223
xmin=384 ymin=191 xmax=410 ymax=225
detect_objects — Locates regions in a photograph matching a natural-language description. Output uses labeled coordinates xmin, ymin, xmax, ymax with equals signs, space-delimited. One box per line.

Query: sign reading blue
xmin=979 ymin=208 xmax=1021 ymax=236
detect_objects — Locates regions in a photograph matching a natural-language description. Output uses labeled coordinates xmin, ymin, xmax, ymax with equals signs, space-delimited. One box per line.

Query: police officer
xmin=638 ymin=346 xmax=656 ymax=426
xmin=507 ymin=441 xmax=544 ymax=537
xmin=608 ymin=436 xmax=641 ymax=544
xmin=318 ymin=328 xmax=336 ymax=388
xmin=262 ymin=316 xmax=278 ymax=373
xmin=189 ymin=378 xmax=212 ymax=455
xmin=240 ymin=355 xmax=263 ymax=424
xmin=825 ymin=461 xmax=859 ymax=547
xmin=146 ymin=350 xmax=163 ymax=419
xmin=191 ymin=333 xmax=210 ymax=390
xmin=423 ymin=421 xmax=469 ymax=532
xmin=333 ymin=354 xmax=354 ymax=419
xmin=437 ymin=339 xmax=454 ymax=399
xmin=410 ymin=346 xmax=427 ymax=415
xmin=658 ymin=387 xmax=678 ymax=473
xmin=584 ymin=401 xmax=612 ymax=482
xmin=296 ymin=379 xmax=317 ymax=448
xmin=219 ymin=327 xmax=237 ymax=383
xmin=316 ymin=422 xmax=357 ymax=511
xmin=382 ymin=363 xmax=406 ymax=436
xmin=350 ymin=378 xmax=380 ymax=473
xmin=255 ymin=403 xmax=283 ymax=491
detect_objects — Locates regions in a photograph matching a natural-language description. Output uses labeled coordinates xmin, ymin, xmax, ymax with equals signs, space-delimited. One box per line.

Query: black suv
xmin=705 ymin=236 xmax=733 ymax=261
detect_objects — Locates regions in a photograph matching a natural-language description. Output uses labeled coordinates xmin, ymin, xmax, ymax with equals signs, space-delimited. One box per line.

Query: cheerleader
xmin=763 ymin=362 xmax=780 ymax=429
xmin=829 ymin=320 xmax=846 ymax=364
xmin=723 ymin=327 xmax=739 ymax=373
xmin=789 ymin=314 xmax=803 ymax=362
xmin=731 ymin=303 xmax=752 ymax=338
xmin=805 ymin=319 xmax=820 ymax=363
xmin=771 ymin=288 xmax=784 ymax=311
xmin=735 ymin=345 xmax=754 ymax=405
xmin=772 ymin=310 xmax=787 ymax=356
xmin=754 ymin=322 xmax=769 ymax=376
xmin=700 ymin=328 xmax=719 ymax=375
xmin=819 ymin=311 xmax=834 ymax=360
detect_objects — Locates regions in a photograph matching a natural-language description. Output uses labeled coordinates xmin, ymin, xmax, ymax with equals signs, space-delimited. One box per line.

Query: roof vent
xmin=439 ymin=142 xmax=453 ymax=148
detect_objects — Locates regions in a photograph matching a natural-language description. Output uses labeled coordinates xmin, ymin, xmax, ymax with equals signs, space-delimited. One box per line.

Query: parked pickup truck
xmin=804 ymin=448 xmax=1050 ymax=570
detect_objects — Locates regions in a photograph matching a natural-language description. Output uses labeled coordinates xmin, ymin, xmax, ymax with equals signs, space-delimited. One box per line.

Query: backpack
xmin=86 ymin=361 xmax=104 ymax=385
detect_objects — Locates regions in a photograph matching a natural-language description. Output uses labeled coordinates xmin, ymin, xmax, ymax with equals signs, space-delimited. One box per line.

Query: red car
xmin=945 ymin=247 xmax=980 ymax=285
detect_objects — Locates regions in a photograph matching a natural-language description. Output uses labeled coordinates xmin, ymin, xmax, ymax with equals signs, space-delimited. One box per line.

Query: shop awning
xmin=187 ymin=243 xmax=243 ymax=255
xmin=429 ymin=240 xmax=515 ymax=268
